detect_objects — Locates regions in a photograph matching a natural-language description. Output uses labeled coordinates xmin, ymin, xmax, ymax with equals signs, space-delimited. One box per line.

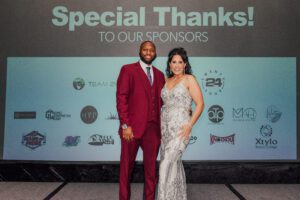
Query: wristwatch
xmin=122 ymin=124 xmax=128 ymax=129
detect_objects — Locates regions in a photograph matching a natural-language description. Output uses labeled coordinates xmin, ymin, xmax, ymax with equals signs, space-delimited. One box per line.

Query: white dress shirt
xmin=139 ymin=60 xmax=154 ymax=83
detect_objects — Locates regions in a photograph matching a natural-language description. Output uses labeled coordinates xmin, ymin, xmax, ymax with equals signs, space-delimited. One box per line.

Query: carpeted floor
xmin=0 ymin=182 xmax=299 ymax=200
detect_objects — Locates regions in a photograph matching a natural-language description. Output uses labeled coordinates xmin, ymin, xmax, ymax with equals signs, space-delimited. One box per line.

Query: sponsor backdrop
xmin=4 ymin=57 xmax=296 ymax=161
xmin=0 ymin=0 xmax=299 ymax=161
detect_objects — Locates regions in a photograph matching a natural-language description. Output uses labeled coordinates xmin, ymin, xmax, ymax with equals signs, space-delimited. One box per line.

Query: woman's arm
xmin=179 ymin=75 xmax=205 ymax=140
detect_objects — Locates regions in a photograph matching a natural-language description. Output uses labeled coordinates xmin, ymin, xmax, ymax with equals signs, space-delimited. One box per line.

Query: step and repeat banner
xmin=0 ymin=0 xmax=299 ymax=161
xmin=4 ymin=57 xmax=296 ymax=161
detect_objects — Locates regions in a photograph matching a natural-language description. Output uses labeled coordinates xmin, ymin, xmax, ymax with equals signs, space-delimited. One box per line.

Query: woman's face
xmin=169 ymin=55 xmax=186 ymax=76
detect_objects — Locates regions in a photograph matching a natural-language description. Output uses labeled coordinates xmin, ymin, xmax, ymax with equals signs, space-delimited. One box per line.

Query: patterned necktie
xmin=146 ymin=67 xmax=153 ymax=85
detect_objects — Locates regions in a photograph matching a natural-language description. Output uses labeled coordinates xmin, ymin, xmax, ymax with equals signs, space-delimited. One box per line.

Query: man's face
xmin=139 ymin=42 xmax=156 ymax=65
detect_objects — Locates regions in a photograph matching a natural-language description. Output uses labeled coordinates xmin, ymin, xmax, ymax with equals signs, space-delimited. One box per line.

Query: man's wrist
xmin=122 ymin=124 xmax=128 ymax=130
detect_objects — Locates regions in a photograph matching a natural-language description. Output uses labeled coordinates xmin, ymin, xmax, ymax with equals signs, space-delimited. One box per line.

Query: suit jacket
xmin=116 ymin=62 xmax=165 ymax=138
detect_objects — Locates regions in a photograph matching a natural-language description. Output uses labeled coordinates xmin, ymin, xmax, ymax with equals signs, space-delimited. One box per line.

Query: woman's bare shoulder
xmin=185 ymin=74 xmax=197 ymax=83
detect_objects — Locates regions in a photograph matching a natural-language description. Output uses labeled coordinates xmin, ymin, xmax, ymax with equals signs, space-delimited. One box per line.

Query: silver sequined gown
xmin=157 ymin=80 xmax=192 ymax=200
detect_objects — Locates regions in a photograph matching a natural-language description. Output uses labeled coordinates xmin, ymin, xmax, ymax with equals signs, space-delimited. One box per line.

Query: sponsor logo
xmin=81 ymin=106 xmax=98 ymax=124
xmin=210 ymin=134 xmax=235 ymax=145
xmin=45 ymin=109 xmax=71 ymax=120
xmin=73 ymin=77 xmax=85 ymax=90
xmin=260 ymin=124 xmax=272 ymax=137
xmin=73 ymin=77 xmax=116 ymax=90
xmin=232 ymin=107 xmax=256 ymax=121
xmin=22 ymin=131 xmax=46 ymax=149
xmin=106 ymin=112 xmax=119 ymax=120
xmin=88 ymin=134 xmax=114 ymax=146
xmin=208 ymin=105 xmax=224 ymax=123
xmin=266 ymin=105 xmax=282 ymax=123
xmin=63 ymin=136 xmax=80 ymax=147
xmin=189 ymin=136 xmax=197 ymax=145
xmin=201 ymin=69 xmax=225 ymax=95
xmin=88 ymin=81 xmax=116 ymax=87
xmin=255 ymin=124 xmax=278 ymax=149
xmin=14 ymin=112 xmax=36 ymax=119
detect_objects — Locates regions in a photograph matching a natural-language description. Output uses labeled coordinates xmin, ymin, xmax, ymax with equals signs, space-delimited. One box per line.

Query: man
xmin=116 ymin=41 xmax=165 ymax=200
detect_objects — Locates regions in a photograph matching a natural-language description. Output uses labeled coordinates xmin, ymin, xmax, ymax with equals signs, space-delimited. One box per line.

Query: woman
xmin=157 ymin=47 xmax=204 ymax=200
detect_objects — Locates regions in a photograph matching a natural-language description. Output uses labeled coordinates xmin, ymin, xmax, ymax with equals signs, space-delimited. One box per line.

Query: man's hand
xmin=122 ymin=126 xmax=134 ymax=142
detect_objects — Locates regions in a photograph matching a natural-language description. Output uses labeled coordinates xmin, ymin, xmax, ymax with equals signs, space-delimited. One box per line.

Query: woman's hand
xmin=179 ymin=123 xmax=192 ymax=140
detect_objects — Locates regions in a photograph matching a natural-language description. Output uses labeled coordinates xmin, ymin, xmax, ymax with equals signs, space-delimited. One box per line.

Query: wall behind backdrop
xmin=0 ymin=0 xmax=299 ymax=162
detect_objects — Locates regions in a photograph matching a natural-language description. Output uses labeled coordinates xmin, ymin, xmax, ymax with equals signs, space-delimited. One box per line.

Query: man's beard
xmin=139 ymin=53 xmax=156 ymax=65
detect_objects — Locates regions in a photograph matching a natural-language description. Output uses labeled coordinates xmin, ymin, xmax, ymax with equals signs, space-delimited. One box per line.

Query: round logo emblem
xmin=208 ymin=105 xmax=224 ymax=123
xmin=81 ymin=105 xmax=98 ymax=124
xmin=73 ymin=77 xmax=85 ymax=90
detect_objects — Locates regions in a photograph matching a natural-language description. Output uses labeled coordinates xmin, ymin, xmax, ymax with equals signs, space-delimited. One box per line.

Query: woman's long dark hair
xmin=166 ymin=47 xmax=192 ymax=78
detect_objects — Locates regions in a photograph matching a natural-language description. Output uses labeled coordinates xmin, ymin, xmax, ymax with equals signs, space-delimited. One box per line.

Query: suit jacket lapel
xmin=153 ymin=66 xmax=162 ymax=94
xmin=152 ymin=67 xmax=159 ymax=85
xmin=135 ymin=62 xmax=151 ymax=92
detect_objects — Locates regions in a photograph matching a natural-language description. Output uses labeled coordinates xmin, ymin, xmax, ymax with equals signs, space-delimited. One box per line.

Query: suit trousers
xmin=119 ymin=122 xmax=161 ymax=200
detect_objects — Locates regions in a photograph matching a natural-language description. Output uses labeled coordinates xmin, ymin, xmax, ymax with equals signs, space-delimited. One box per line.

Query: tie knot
xmin=146 ymin=67 xmax=151 ymax=72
